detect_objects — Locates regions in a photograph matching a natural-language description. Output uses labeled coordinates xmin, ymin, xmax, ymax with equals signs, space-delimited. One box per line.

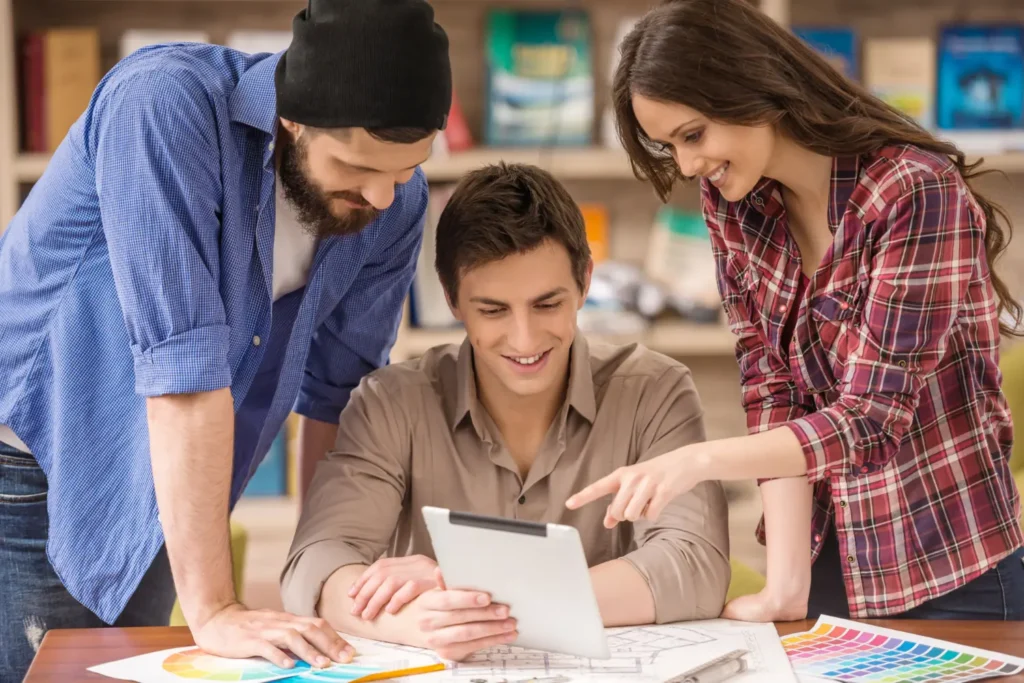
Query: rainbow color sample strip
xmin=162 ymin=649 xmax=444 ymax=683
xmin=781 ymin=616 xmax=1024 ymax=682
xmin=88 ymin=640 xmax=446 ymax=683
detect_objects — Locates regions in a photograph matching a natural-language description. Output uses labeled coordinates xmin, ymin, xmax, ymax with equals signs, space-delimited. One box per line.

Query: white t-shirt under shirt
xmin=271 ymin=181 xmax=318 ymax=302
xmin=0 ymin=183 xmax=317 ymax=453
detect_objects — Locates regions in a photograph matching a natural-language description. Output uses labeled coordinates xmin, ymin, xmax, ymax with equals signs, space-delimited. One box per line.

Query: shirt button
xmin=839 ymin=500 xmax=848 ymax=508
xmin=268 ymin=142 xmax=275 ymax=152
xmin=753 ymin=195 xmax=764 ymax=206
xmin=777 ymin=304 xmax=786 ymax=313
xmin=847 ymin=555 xmax=856 ymax=564
xmin=860 ymin=465 xmax=870 ymax=474
xmin=253 ymin=335 xmax=261 ymax=347
xmin=840 ymin=302 xmax=849 ymax=310
xmin=518 ymin=495 xmax=526 ymax=505
xmin=823 ymin=469 xmax=832 ymax=478
xmin=898 ymin=360 xmax=908 ymax=368
xmin=813 ymin=534 xmax=822 ymax=543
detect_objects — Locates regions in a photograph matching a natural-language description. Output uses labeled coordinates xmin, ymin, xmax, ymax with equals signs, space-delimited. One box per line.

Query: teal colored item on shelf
xmin=243 ymin=429 xmax=286 ymax=497
xmin=484 ymin=8 xmax=594 ymax=146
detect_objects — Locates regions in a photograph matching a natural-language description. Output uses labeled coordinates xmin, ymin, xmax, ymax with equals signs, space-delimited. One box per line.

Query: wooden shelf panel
xmin=14 ymin=153 xmax=49 ymax=182
xmin=423 ymin=147 xmax=637 ymax=181
xmin=392 ymin=320 xmax=738 ymax=359
xmin=16 ymin=148 xmax=1024 ymax=185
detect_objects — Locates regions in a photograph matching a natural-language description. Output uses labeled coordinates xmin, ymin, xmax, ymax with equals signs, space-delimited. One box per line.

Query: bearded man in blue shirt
xmin=0 ymin=1 xmax=450 ymax=679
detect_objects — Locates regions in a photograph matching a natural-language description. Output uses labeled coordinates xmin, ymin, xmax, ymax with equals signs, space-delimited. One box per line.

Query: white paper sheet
xmin=411 ymin=619 xmax=797 ymax=683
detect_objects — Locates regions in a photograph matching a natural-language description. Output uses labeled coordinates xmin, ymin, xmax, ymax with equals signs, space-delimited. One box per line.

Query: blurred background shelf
xmin=5 ymin=0 xmax=1024 ymax=610
xmin=15 ymin=148 xmax=1024 ymax=184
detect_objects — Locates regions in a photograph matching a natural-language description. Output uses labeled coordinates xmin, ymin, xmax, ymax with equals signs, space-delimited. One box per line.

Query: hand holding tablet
xmin=422 ymin=506 xmax=611 ymax=660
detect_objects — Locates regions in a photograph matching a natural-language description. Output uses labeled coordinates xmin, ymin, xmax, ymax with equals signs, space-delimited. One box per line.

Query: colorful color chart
xmin=161 ymin=648 xmax=442 ymax=683
xmin=162 ymin=649 xmax=297 ymax=681
xmin=782 ymin=616 xmax=1024 ymax=682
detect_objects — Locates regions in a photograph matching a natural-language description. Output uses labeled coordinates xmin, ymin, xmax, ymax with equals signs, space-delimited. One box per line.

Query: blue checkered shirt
xmin=0 ymin=44 xmax=427 ymax=623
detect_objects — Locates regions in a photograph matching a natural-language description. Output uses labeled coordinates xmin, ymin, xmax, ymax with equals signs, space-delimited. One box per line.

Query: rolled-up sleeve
xmin=294 ymin=173 xmax=428 ymax=424
xmin=281 ymin=373 xmax=410 ymax=616
xmin=619 ymin=366 xmax=731 ymax=623
xmin=93 ymin=68 xmax=230 ymax=397
xmin=787 ymin=173 xmax=980 ymax=482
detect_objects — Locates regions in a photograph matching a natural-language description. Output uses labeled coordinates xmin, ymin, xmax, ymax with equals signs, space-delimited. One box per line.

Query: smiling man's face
xmin=451 ymin=238 xmax=588 ymax=402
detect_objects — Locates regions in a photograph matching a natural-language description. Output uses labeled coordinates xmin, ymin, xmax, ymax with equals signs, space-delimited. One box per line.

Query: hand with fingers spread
xmin=404 ymin=568 xmax=518 ymax=661
xmin=348 ymin=554 xmax=439 ymax=621
xmin=194 ymin=602 xmax=355 ymax=670
xmin=564 ymin=447 xmax=703 ymax=527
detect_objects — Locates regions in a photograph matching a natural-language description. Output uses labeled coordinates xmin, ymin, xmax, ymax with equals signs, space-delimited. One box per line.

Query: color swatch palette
xmin=89 ymin=638 xmax=446 ymax=683
xmin=782 ymin=617 xmax=1024 ymax=682
xmin=162 ymin=649 xmax=408 ymax=682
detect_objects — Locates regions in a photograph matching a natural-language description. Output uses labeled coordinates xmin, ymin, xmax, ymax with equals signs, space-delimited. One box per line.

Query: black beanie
xmin=275 ymin=0 xmax=452 ymax=131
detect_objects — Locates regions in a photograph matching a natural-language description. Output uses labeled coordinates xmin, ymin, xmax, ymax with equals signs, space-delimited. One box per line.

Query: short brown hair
xmin=435 ymin=162 xmax=591 ymax=303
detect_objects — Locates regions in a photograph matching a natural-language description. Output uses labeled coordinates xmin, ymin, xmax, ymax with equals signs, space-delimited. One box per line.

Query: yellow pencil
xmin=354 ymin=662 xmax=447 ymax=682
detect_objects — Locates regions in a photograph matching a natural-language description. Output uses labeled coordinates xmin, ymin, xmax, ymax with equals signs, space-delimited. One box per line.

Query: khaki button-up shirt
xmin=281 ymin=337 xmax=731 ymax=623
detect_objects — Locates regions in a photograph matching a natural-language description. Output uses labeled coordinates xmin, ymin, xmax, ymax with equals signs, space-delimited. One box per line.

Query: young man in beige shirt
xmin=280 ymin=163 xmax=730 ymax=662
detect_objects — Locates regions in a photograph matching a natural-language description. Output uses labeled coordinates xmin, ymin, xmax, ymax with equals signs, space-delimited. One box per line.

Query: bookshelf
xmin=3 ymin=0 xmax=1024 ymax=464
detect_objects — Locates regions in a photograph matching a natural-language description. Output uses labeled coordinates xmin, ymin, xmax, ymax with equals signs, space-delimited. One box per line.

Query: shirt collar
xmin=744 ymin=154 xmax=862 ymax=228
xmin=228 ymin=51 xmax=283 ymax=140
xmin=448 ymin=333 xmax=597 ymax=436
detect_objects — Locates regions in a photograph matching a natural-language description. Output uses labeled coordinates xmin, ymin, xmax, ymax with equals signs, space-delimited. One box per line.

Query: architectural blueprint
xmin=412 ymin=619 xmax=798 ymax=683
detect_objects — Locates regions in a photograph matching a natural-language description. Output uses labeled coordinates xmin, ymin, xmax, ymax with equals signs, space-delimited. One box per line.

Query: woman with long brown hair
xmin=567 ymin=0 xmax=1024 ymax=620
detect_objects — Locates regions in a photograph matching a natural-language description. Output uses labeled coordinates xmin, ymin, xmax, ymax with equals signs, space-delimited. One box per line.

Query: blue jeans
xmin=808 ymin=521 xmax=1024 ymax=620
xmin=0 ymin=442 xmax=177 ymax=682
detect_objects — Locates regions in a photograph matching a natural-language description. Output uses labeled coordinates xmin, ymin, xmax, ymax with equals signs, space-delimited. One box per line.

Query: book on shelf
xmin=119 ymin=29 xmax=211 ymax=59
xmin=644 ymin=206 xmax=722 ymax=323
xmin=937 ymin=24 xmax=1024 ymax=130
xmin=243 ymin=429 xmax=287 ymax=498
xmin=484 ymin=9 xmax=594 ymax=146
xmin=579 ymin=202 xmax=609 ymax=263
xmin=20 ymin=28 xmax=101 ymax=154
xmin=793 ymin=26 xmax=858 ymax=80
xmin=864 ymin=38 xmax=936 ymax=130
xmin=432 ymin=87 xmax=474 ymax=157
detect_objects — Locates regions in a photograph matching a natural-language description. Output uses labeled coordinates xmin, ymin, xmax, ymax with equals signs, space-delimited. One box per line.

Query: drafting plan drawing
xmin=410 ymin=619 xmax=797 ymax=683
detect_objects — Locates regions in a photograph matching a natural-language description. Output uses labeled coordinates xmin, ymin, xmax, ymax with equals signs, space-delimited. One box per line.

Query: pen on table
xmin=663 ymin=648 xmax=749 ymax=683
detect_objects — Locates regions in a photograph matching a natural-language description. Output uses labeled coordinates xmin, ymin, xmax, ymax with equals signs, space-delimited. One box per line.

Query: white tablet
xmin=421 ymin=506 xmax=611 ymax=660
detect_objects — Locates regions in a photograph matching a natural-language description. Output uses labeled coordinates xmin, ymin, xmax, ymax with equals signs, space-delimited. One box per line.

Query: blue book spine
xmin=937 ymin=24 xmax=1024 ymax=129
xmin=243 ymin=429 xmax=287 ymax=497
xmin=794 ymin=27 xmax=858 ymax=80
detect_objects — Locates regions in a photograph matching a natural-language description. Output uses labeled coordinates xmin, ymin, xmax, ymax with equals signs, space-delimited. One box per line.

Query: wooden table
xmin=24 ymin=621 xmax=1024 ymax=682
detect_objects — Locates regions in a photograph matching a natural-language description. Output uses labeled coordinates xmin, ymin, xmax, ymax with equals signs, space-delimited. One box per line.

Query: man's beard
xmin=277 ymin=133 xmax=379 ymax=239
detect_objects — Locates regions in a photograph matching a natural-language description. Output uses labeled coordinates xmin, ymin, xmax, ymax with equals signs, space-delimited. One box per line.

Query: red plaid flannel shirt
xmin=702 ymin=145 xmax=1023 ymax=617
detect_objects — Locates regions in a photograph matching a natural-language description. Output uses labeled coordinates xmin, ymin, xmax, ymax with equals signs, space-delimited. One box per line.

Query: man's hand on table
xmin=194 ymin=602 xmax=355 ymax=670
